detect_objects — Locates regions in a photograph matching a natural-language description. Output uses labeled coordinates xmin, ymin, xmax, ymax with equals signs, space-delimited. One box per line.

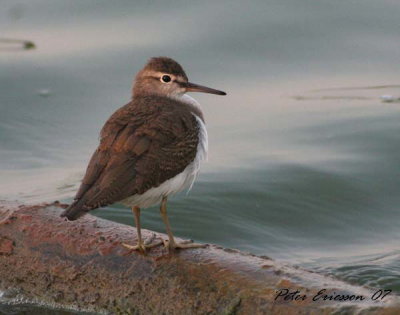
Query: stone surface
xmin=0 ymin=236 xmax=13 ymax=255
xmin=0 ymin=201 xmax=399 ymax=314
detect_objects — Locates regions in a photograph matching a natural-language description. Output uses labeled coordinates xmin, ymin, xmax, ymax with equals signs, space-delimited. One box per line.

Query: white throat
xmin=173 ymin=93 xmax=203 ymax=112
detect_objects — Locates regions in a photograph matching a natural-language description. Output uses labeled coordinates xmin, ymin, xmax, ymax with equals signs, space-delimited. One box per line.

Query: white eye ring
xmin=160 ymin=74 xmax=172 ymax=83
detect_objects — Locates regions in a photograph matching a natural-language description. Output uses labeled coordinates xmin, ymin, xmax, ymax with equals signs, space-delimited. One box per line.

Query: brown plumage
xmin=62 ymin=96 xmax=201 ymax=220
xmin=61 ymin=57 xmax=226 ymax=252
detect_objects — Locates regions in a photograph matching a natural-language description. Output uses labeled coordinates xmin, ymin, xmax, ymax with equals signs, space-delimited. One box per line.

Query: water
xmin=1 ymin=0 xmax=400 ymax=312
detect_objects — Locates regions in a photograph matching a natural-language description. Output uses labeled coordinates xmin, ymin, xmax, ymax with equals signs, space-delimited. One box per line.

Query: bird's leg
xmin=122 ymin=206 xmax=162 ymax=253
xmin=159 ymin=196 xmax=207 ymax=250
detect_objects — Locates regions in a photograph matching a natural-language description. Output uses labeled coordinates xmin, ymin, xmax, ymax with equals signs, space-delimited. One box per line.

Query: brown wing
xmin=61 ymin=97 xmax=200 ymax=220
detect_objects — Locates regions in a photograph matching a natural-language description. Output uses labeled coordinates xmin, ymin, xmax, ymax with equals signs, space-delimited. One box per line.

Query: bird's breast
xmin=120 ymin=100 xmax=208 ymax=209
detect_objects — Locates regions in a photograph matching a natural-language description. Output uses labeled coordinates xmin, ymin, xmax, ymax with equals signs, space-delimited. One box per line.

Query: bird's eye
xmin=161 ymin=75 xmax=172 ymax=83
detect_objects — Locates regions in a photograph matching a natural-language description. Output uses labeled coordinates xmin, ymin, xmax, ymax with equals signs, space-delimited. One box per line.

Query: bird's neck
xmin=131 ymin=92 xmax=205 ymax=123
xmin=171 ymin=94 xmax=205 ymax=123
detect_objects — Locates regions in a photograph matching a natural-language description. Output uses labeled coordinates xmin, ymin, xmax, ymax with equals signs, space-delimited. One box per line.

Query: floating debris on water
xmin=36 ymin=89 xmax=52 ymax=97
xmin=380 ymin=95 xmax=400 ymax=103
xmin=311 ymin=85 xmax=400 ymax=92
xmin=0 ymin=38 xmax=36 ymax=50
xmin=23 ymin=41 xmax=35 ymax=50
xmin=291 ymin=95 xmax=373 ymax=101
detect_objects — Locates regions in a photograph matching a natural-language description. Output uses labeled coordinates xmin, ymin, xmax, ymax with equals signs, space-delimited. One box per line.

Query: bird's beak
xmin=184 ymin=82 xmax=226 ymax=96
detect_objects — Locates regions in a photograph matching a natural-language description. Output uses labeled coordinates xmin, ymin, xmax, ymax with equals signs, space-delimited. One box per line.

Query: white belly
xmin=121 ymin=103 xmax=207 ymax=208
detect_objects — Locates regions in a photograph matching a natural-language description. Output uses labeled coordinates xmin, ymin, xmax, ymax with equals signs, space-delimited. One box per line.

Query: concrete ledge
xmin=0 ymin=201 xmax=399 ymax=314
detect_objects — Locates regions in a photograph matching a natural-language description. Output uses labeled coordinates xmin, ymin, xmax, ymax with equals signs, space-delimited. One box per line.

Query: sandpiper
xmin=61 ymin=57 xmax=226 ymax=252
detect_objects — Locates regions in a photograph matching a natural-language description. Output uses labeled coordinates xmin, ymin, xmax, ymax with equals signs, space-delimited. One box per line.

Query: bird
xmin=61 ymin=57 xmax=226 ymax=252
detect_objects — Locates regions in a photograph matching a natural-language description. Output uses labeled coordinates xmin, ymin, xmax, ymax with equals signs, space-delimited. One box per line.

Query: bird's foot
xmin=162 ymin=239 xmax=208 ymax=250
xmin=122 ymin=233 xmax=163 ymax=253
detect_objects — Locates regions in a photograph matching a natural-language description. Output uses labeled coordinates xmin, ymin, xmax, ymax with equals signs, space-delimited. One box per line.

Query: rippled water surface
xmin=1 ymin=0 xmax=400 ymax=312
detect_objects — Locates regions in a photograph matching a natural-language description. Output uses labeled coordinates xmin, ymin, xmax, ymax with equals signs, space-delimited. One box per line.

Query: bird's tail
xmin=60 ymin=199 xmax=88 ymax=221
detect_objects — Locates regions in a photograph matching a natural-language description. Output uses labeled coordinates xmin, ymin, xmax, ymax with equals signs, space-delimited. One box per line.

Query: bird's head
xmin=132 ymin=57 xmax=226 ymax=98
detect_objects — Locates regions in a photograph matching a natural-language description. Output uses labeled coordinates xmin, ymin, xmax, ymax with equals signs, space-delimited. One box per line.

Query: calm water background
xmin=1 ymin=0 xmax=400 ymax=312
